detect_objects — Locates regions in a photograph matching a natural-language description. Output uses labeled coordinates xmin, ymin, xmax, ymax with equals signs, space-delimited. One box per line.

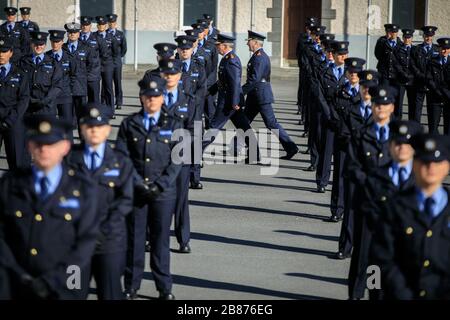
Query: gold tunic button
xmin=30 ymin=248 xmax=38 ymax=256
xmin=406 ymin=227 xmax=413 ymax=235
xmin=419 ymin=290 xmax=426 ymax=297
xmin=380 ymin=196 xmax=387 ymax=202
xmin=366 ymin=152 xmax=371 ymax=157
xmin=133 ymin=137 xmax=138 ymax=142
xmin=68 ymin=169 xmax=75 ymax=176
xmin=164 ymin=139 xmax=169 ymax=143
xmin=15 ymin=210 xmax=23 ymax=218
xmin=64 ymin=213 xmax=72 ymax=221
xmin=426 ymin=230 xmax=433 ymax=238
xmin=73 ymin=190 xmax=80 ymax=197
xmin=108 ymin=181 xmax=115 ymax=188
xmin=145 ymin=178 xmax=150 ymax=182
xmin=379 ymin=153 xmax=383 ymax=158
xmin=146 ymin=158 xmax=151 ymax=162
xmin=146 ymin=139 xmax=151 ymax=143
xmin=35 ymin=214 xmax=43 ymax=222
xmin=423 ymin=260 xmax=430 ymax=268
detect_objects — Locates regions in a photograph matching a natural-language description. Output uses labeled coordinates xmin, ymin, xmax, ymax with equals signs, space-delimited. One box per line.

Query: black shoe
xmin=334 ymin=251 xmax=351 ymax=260
xmin=125 ymin=289 xmax=138 ymax=300
xmin=304 ymin=165 xmax=316 ymax=172
xmin=190 ymin=182 xmax=203 ymax=190
xmin=280 ymin=147 xmax=299 ymax=160
xmin=301 ymin=148 xmax=310 ymax=155
xmin=145 ymin=242 xmax=151 ymax=252
xmin=159 ymin=292 xmax=176 ymax=300
xmin=116 ymin=105 xmax=122 ymax=110
xmin=178 ymin=244 xmax=191 ymax=254
xmin=327 ymin=215 xmax=343 ymax=223
xmin=317 ymin=186 xmax=326 ymax=193
xmin=302 ymin=132 xmax=308 ymax=138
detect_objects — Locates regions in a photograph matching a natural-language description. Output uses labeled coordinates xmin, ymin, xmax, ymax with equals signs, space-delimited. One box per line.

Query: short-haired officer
xmin=1 ymin=7 xmax=30 ymax=62
xmin=19 ymin=7 xmax=40 ymax=33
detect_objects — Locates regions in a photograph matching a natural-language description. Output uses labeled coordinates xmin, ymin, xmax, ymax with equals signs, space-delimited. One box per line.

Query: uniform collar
xmin=416 ymin=187 xmax=448 ymax=218
xmin=32 ymin=164 xmax=63 ymax=196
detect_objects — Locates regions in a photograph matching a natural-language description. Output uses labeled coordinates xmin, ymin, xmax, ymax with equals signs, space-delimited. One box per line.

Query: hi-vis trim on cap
xmin=399 ymin=125 xmax=408 ymax=135
xmin=39 ymin=122 xmax=51 ymax=134
xmin=379 ymin=89 xmax=387 ymax=97
xmin=425 ymin=139 xmax=436 ymax=151
xmin=150 ymin=81 xmax=158 ymax=89
xmin=90 ymin=108 xmax=100 ymax=117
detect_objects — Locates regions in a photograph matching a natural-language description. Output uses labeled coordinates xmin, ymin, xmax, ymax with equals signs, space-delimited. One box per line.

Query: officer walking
xmin=426 ymin=37 xmax=450 ymax=135
xmin=106 ymin=14 xmax=127 ymax=111
xmin=66 ymin=103 xmax=134 ymax=300
xmin=19 ymin=7 xmax=40 ymax=33
xmin=395 ymin=29 xmax=415 ymax=121
xmin=0 ymin=36 xmax=29 ymax=170
xmin=0 ymin=115 xmax=99 ymax=299
xmin=1 ymin=7 xmax=30 ymax=63
xmin=79 ymin=16 xmax=103 ymax=104
xmin=117 ymin=75 xmax=182 ymax=300
xmin=371 ymin=133 xmax=450 ymax=299
xmin=242 ymin=30 xmax=298 ymax=160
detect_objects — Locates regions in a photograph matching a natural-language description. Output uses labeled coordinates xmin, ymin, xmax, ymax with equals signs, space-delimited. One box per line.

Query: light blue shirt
xmin=346 ymin=83 xmax=360 ymax=96
xmin=143 ymin=111 xmax=160 ymax=131
xmin=417 ymin=187 xmax=448 ymax=218
xmin=68 ymin=41 xmax=78 ymax=52
xmin=374 ymin=122 xmax=390 ymax=141
xmin=7 ymin=22 xmax=15 ymax=31
xmin=99 ymin=32 xmax=107 ymax=39
xmin=52 ymin=49 xmax=63 ymax=61
xmin=388 ymin=161 xmax=413 ymax=187
xmin=360 ymin=101 xmax=372 ymax=119
xmin=108 ymin=28 xmax=116 ymax=36
xmin=33 ymin=53 xmax=45 ymax=64
xmin=198 ymin=39 xmax=205 ymax=47
xmin=164 ymin=89 xmax=178 ymax=107
xmin=0 ymin=63 xmax=12 ymax=77
xmin=81 ymin=32 xmax=91 ymax=41
xmin=83 ymin=142 xmax=106 ymax=170
xmin=33 ymin=164 xmax=63 ymax=196
xmin=332 ymin=64 xmax=345 ymax=80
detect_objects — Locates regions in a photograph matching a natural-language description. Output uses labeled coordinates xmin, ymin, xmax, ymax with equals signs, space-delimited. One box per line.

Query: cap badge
xmin=163 ymin=46 xmax=168 ymax=51
xmin=0 ymin=40 xmax=4 ymax=46
xmin=168 ymin=62 xmax=174 ymax=68
xmin=352 ymin=61 xmax=357 ymax=66
xmin=434 ymin=150 xmax=441 ymax=158
xmin=340 ymin=43 xmax=346 ymax=49
xmin=399 ymin=125 xmax=408 ymax=135
xmin=182 ymin=39 xmax=187 ymax=44
xmin=425 ymin=140 xmax=436 ymax=151
xmin=150 ymin=81 xmax=157 ymax=89
xmin=39 ymin=122 xmax=51 ymax=134
xmin=90 ymin=108 xmax=100 ymax=118
xmin=366 ymin=74 xmax=373 ymax=80
xmin=379 ymin=89 xmax=387 ymax=97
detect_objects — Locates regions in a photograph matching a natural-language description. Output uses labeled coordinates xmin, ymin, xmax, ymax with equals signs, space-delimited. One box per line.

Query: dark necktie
xmin=168 ymin=92 xmax=174 ymax=107
xmin=426 ymin=45 xmax=431 ymax=53
xmin=40 ymin=176 xmax=49 ymax=199
xmin=182 ymin=62 xmax=188 ymax=73
xmin=398 ymin=167 xmax=407 ymax=187
xmin=70 ymin=44 xmax=75 ymax=53
xmin=8 ymin=24 xmax=12 ymax=33
xmin=364 ymin=104 xmax=371 ymax=120
xmin=90 ymin=152 xmax=98 ymax=171
xmin=424 ymin=197 xmax=436 ymax=223
xmin=379 ymin=126 xmax=386 ymax=143
xmin=54 ymin=53 xmax=60 ymax=61
xmin=442 ymin=57 xmax=447 ymax=65
xmin=82 ymin=34 xmax=87 ymax=41
xmin=149 ymin=117 xmax=155 ymax=131
xmin=351 ymin=87 xmax=358 ymax=97
xmin=0 ymin=66 xmax=6 ymax=80
xmin=390 ymin=40 xmax=396 ymax=48
xmin=35 ymin=56 xmax=41 ymax=65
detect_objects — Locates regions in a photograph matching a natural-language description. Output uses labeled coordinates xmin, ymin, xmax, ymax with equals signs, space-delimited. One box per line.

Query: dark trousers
xmin=91 ymin=251 xmax=126 ymax=300
xmin=125 ymin=200 xmax=175 ymax=294
xmin=412 ymin=90 xmax=432 ymax=124
xmin=382 ymin=78 xmax=402 ymax=119
xmin=101 ymin=68 xmax=115 ymax=113
xmin=244 ymin=101 xmax=297 ymax=153
xmin=113 ymin=65 xmax=123 ymax=107
xmin=190 ymin=164 xmax=201 ymax=184
xmin=204 ymin=95 xmax=216 ymax=130
xmin=308 ymin=107 xmax=321 ymax=167
xmin=316 ymin=121 xmax=334 ymax=188
xmin=88 ymin=80 xmax=101 ymax=103
xmin=0 ymin=123 xmax=25 ymax=170
xmin=339 ymin=177 xmax=354 ymax=255
xmin=427 ymin=100 xmax=450 ymax=135
xmin=175 ymin=165 xmax=191 ymax=246
xmin=57 ymin=102 xmax=73 ymax=141
xmin=330 ymin=147 xmax=345 ymax=218
xmin=73 ymin=96 xmax=86 ymax=140
xmin=398 ymin=86 xmax=418 ymax=122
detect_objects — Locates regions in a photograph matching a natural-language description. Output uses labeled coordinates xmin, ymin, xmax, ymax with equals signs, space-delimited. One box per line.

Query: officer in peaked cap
xmin=203 ymin=13 xmax=219 ymax=42
xmin=395 ymin=29 xmax=415 ymax=121
xmin=19 ymin=7 xmax=39 ymax=33
xmin=1 ymin=7 xmax=30 ymax=62
xmin=426 ymin=37 xmax=450 ymax=135
xmin=106 ymin=13 xmax=127 ymax=111
xmin=371 ymin=133 xmax=450 ymax=300
xmin=154 ymin=43 xmax=177 ymax=60
xmin=0 ymin=36 xmax=29 ymax=170
xmin=117 ymin=74 xmax=183 ymax=300
xmin=0 ymin=115 xmax=100 ymax=300
xmin=66 ymin=103 xmax=134 ymax=300
xmin=409 ymin=26 xmax=440 ymax=123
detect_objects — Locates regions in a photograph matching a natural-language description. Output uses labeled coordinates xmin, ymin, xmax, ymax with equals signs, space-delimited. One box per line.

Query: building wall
xmin=428 ymin=0 xmax=450 ymax=35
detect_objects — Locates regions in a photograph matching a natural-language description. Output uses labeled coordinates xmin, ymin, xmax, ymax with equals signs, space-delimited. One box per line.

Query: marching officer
xmin=63 ymin=23 xmax=98 ymax=130
xmin=19 ymin=31 xmax=62 ymax=116
xmin=410 ymin=26 xmax=439 ymax=123
xmin=374 ymin=24 xmax=402 ymax=118
xmin=425 ymin=37 xmax=450 ymax=135
xmin=0 ymin=115 xmax=99 ymax=299
xmin=79 ymin=16 xmax=103 ymax=104
xmin=95 ymin=16 xmax=117 ymax=117
xmin=66 ymin=103 xmax=134 ymax=300
xmin=242 ymin=30 xmax=298 ymax=160
xmin=117 ymin=75 xmax=182 ymax=300
xmin=348 ymin=120 xmax=421 ymax=300
xmin=394 ymin=29 xmax=415 ymax=121
xmin=175 ymin=35 xmax=207 ymax=189
xmin=1 ymin=7 xmax=30 ymax=63
xmin=46 ymin=30 xmax=74 ymax=141
xmin=106 ymin=14 xmax=127 ymax=111
xmin=0 ymin=36 xmax=30 ymax=170
xmin=19 ymin=7 xmax=40 ymax=33
xmin=139 ymin=43 xmax=177 ymax=84
xmin=203 ymin=13 xmax=219 ymax=41
xmin=371 ymin=133 xmax=450 ymax=300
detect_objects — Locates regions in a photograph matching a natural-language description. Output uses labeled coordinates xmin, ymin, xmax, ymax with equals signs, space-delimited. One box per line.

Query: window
xmin=80 ymin=0 xmax=113 ymax=18
xmin=0 ymin=0 xmax=7 ymax=20
xmin=184 ymin=0 xmax=216 ymax=26
xmin=392 ymin=0 xmax=426 ymax=29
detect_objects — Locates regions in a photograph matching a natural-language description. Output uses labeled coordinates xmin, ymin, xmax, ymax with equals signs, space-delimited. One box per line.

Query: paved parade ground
xmin=1 ymin=74 xmax=448 ymax=300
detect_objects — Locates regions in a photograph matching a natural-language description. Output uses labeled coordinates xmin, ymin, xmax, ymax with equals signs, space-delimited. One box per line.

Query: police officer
xmin=426 ymin=37 xmax=450 ymax=135
xmin=46 ymin=30 xmax=74 ymax=141
xmin=410 ymin=26 xmax=439 ymax=123
xmin=242 ymin=30 xmax=298 ymax=160
xmin=19 ymin=7 xmax=40 ymax=33
xmin=1 ymin=7 xmax=30 ymax=63
xmin=63 ymin=23 xmax=97 ymax=131
xmin=79 ymin=16 xmax=103 ymax=104
xmin=395 ymin=29 xmax=415 ymax=121
xmin=95 ymin=16 xmax=116 ymax=117
xmin=202 ymin=13 xmax=219 ymax=41
xmin=205 ymin=34 xmax=260 ymax=163
xmin=106 ymin=14 xmax=127 ymax=110
xmin=371 ymin=133 xmax=450 ymax=300
xmin=66 ymin=103 xmax=134 ymax=300
xmin=175 ymin=35 xmax=207 ymax=189
xmin=348 ymin=120 xmax=421 ymax=300
xmin=375 ymin=24 xmax=402 ymax=118
xmin=0 ymin=36 xmax=29 ymax=170
xmin=139 ymin=43 xmax=177 ymax=84
xmin=0 ymin=115 xmax=99 ymax=299
xmin=117 ymin=75 xmax=182 ymax=300
xmin=19 ymin=31 xmax=62 ymax=116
